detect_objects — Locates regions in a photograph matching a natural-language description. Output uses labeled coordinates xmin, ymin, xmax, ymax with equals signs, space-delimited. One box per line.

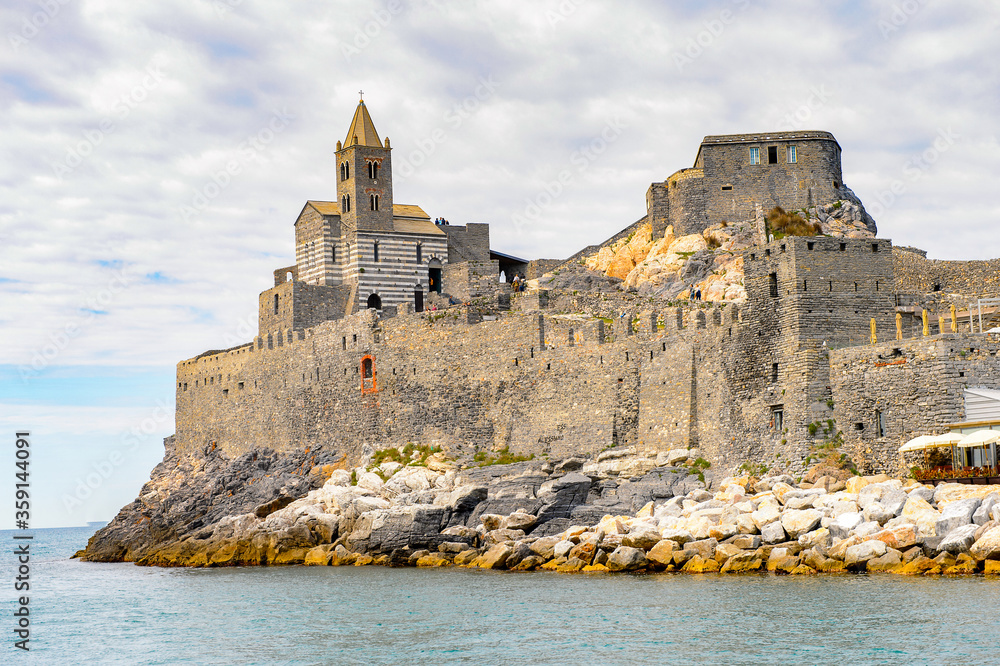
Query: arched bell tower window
xmin=367 ymin=161 xmax=379 ymax=179
xmin=370 ymin=194 xmax=380 ymax=211
xmin=342 ymin=194 xmax=351 ymax=213
xmin=340 ymin=162 xmax=350 ymax=181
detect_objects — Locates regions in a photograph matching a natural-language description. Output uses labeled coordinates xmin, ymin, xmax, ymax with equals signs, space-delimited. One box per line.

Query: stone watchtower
xmin=336 ymin=98 xmax=394 ymax=237
xmin=736 ymin=236 xmax=896 ymax=448
xmin=647 ymin=131 xmax=852 ymax=239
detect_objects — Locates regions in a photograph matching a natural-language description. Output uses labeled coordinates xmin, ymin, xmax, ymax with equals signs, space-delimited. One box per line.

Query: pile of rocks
xmin=96 ymin=442 xmax=1000 ymax=575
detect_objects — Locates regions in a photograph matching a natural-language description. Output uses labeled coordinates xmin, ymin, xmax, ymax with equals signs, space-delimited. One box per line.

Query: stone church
xmin=283 ymin=97 xmax=491 ymax=315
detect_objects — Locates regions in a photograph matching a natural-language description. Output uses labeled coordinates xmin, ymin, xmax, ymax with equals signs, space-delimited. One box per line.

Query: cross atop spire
xmin=344 ymin=97 xmax=381 ymax=147
xmin=358 ymin=89 xmax=364 ymax=101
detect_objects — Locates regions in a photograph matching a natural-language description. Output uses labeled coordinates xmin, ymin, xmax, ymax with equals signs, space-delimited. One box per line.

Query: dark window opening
xmin=855 ymin=282 xmax=858 ymax=292
xmin=750 ymin=253 xmax=756 ymax=260
xmin=222 ymin=389 xmax=228 ymax=396
xmin=721 ymin=185 xmax=732 ymax=191
xmin=807 ymin=241 xmax=814 ymax=250
xmin=959 ymin=371 xmax=965 ymax=377
xmin=771 ymin=363 xmax=779 ymax=383
xmin=546 ymin=363 xmax=551 ymax=370
xmin=342 ymin=336 xmax=347 ymax=350
xmin=353 ymin=334 xmax=357 ymax=343
xmin=854 ymin=422 xmax=865 ymax=431
xmin=876 ymin=410 xmax=886 ymax=438
xmin=933 ymin=283 xmax=942 ymax=292
xmin=367 ymin=161 xmax=379 ymax=179
xmin=872 ymin=243 xmax=879 ymax=253
xmin=833 ymin=181 xmax=840 ymax=188
xmin=876 ymin=281 xmax=879 ymax=291
xmin=414 ymin=286 xmax=424 ymax=313
xmin=769 ymin=273 xmax=778 ymax=298
xmin=370 ymin=194 xmax=380 ymax=211
xmin=771 ymin=406 xmax=784 ymax=431
xmin=367 ymin=293 xmax=382 ymax=310
xmin=274 ymin=294 xmax=279 ymax=314
xmin=765 ymin=249 xmax=771 ymax=257
xmin=416 ymin=243 xmax=422 ymax=263
xmin=803 ymin=279 xmax=808 ymax=292
xmin=238 ymin=382 xmax=244 ymax=389
xmin=342 ymin=194 xmax=351 ymax=213
xmin=829 ymin=281 xmax=833 ymax=291
xmin=767 ymin=146 xmax=778 ymax=164
xmin=373 ymin=241 xmax=380 ymax=262
xmin=780 ymin=245 xmax=786 ymax=253
xmin=839 ymin=242 xmax=846 ymax=251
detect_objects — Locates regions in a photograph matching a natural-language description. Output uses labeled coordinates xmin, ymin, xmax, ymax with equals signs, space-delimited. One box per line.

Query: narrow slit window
xmin=373 ymin=241 xmax=380 ymax=262
xmin=274 ymin=294 xmax=279 ymax=314
xmin=769 ymin=273 xmax=778 ymax=298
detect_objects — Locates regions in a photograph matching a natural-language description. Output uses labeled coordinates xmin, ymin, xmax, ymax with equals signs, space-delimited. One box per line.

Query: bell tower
xmin=335 ymin=94 xmax=394 ymax=235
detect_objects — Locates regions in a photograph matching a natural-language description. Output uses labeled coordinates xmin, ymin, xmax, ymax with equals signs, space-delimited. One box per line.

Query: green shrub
xmin=474 ymin=446 xmax=534 ymax=467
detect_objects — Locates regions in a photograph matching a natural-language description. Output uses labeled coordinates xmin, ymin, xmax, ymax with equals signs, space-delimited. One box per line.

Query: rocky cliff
xmin=78 ymin=440 xmax=1000 ymax=577
xmin=574 ymin=199 xmax=875 ymax=303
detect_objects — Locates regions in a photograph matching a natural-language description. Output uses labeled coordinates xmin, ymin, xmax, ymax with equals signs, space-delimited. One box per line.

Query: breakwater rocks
xmin=79 ymin=446 xmax=1000 ymax=576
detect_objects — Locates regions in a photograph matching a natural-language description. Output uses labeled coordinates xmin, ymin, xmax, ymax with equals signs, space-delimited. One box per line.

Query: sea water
xmin=3 ymin=526 xmax=1000 ymax=665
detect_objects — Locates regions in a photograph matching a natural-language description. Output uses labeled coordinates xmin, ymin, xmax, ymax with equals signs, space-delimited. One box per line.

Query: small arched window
xmin=360 ymin=355 xmax=377 ymax=393
xmin=370 ymin=194 xmax=380 ymax=211
xmin=342 ymin=194 xmax=351 ymax=213
xmin=416 ymin=242 xmax=422 ymax=263
xmin=373 ymin=241 xmax=380 ymax=263
xmin=367 ymin=161 xmax=379 ymax=179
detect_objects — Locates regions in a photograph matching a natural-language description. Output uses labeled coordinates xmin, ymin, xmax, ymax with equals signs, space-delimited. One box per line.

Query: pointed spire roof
xmin=344 ymin=98 xmax=382 ymax=147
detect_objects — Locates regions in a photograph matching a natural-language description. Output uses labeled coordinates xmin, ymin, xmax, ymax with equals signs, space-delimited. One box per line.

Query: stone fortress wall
xmin=172 ymin=124 xmax=1000 ymax=480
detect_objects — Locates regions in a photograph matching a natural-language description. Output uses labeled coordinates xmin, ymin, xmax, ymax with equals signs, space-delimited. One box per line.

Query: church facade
xmin=290 ymin=98 xmax=452 ymax=312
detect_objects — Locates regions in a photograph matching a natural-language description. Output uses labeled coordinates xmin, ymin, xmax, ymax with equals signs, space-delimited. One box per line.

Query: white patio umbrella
xmin=957 ymin=430 xmax=1000 ymax=448
xmin=899 ymin=435 xmax=938 ymax=452
xmin=926 ymin=432 xmax=965 ymax=446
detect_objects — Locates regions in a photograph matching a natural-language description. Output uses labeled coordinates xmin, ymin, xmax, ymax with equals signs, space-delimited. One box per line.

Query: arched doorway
xmin=367 ymin=293 xmax=382 ymax=310
xmin=428 ymin=259 xmax=442 ymax=294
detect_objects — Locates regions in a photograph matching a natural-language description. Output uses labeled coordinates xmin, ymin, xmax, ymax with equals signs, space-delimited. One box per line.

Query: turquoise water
xmin=3 ymin=527 xmax=1000 ymax=664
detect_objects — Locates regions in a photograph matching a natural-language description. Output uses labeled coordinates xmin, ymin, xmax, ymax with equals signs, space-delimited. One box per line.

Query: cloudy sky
xmin=1 ymin=0 xmax=998 ymax=527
